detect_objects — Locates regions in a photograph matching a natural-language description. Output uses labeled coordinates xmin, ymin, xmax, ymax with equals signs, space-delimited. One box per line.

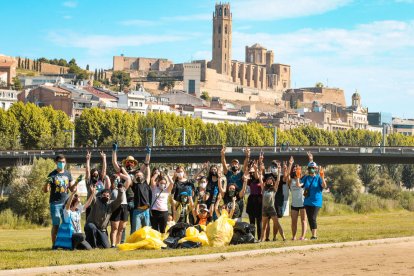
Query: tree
xmin=0 ymin=109 xmax=20 ymax=150
xmin=358 ymin=164 xmax=378 ymax=191
xmin=0 ymin=167 xmax=16 ymax=198
xmin=401 ymin=165 xmax=414 ymax=190
xmin=8 ymin=158 xmax=55 ymax=225
xmin=200 ymin=91 xmax=210 ymax=101
xmin=111 ymin=71 xmax=131 ymax=91
xmin=94 ymin=68 xmax=98 ymax=80
xmin=326 ymin=164 xmax=362 ymax=204
xmin=57 ymin=58 xmax=68 ymax=67
xmin=382 ymin=164 xmax=402 ymax=186
xmin=86 ymin=64 xmax=90 ymax=71
xmin=68 ymin=58 xmax=77 ymax=66
xmin=147 ymin=71 xmax=157 ymax=81
xmin=315 ymin=82 xmax=324 ymax=88
xmin=12 ymin=77 xmax=23 ymax=91
xmin=369 ymin=175 xmax=400 ymax=199
xmin=93 ymin=80 xmax=102 ymax=87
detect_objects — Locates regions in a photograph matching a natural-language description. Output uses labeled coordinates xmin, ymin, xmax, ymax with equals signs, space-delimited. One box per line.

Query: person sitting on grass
xmin=43 ymin=154 xmax=81 ymax=247
xmin=84 ymin=168 xmax=130 ymax=249
xmin=63 ymin=191 xmax=94 ymax=250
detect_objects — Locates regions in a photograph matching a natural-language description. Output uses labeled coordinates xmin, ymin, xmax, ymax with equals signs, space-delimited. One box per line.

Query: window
xmin=218 ymin=40 xmax=221 ymax=48
xmin=224 ymin=8 xmax=227 ymax=16
xmin=188 ymin=80 xmax=195 ymax=94
xmin=130 ymin=101 xmax=133 ymax=107
xmin=218 ymin=25 xmax=221 ymax=34
xmin=139 ymin=102 xmax=143 ymax=107
xmin=225 ymin=25 xmax=227 ymax=34
xmin=225 ymin=54 xmax=226 ymax=60
xmin=219 ymin=7 xmax=222 ymax=16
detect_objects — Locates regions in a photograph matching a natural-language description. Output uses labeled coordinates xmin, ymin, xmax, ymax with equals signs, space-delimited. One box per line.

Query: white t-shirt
xmin=63 ymin=205 xmax=84 ymax=233
xmin=290 ymin=179 xmax=304 ymax=208
xmin=151 ymin=185 xmax=169 ymax=212
xmin=111 ymin=187 xmax=127 ymax=204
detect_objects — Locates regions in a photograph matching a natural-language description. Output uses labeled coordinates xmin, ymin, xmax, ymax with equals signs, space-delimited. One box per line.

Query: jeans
xmin=131 ymin=208 xmax=151 ymax=233
xmin=84 ymin=223 xmax=110 ymax=249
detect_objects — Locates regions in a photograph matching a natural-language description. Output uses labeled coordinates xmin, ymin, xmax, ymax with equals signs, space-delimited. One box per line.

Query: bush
xmin=398 ymin=191 xmax=414 ymax=211
xmin=320 ymin=193 xmax=353 ymax=216
xmin=326 ymin=165 xmax=362 ymax=204
xmin=353 ymin=193 xmax=401 ymax=213
xmin=0 ymin=209 xmax=37 ymax=229
xmin=369 ymin=176 xmax=400 ymax=199
xmin=8 ymin=158 xmax=55 ymax=225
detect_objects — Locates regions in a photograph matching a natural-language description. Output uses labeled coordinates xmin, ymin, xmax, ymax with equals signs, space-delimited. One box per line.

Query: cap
xmin=307 ymin=162 xmax=318 ymax=168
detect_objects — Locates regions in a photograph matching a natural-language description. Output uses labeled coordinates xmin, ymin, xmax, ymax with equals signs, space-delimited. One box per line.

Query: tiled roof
xmin=83 ymin=86 xmax=118 ymax=100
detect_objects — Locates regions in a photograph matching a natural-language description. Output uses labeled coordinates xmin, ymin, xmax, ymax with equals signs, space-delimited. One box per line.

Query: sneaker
xmin=299 ymin=237 xmax=307 ymax=241
xmin=265 ymin=238 xmax=270 ymax=242
xmin=111 ymin=245 xmax=116 ymax=248
xmin=310 ymin=236 xmax=318 ymax=240
xmin=272 ymin=237 xmax=277 ymax=241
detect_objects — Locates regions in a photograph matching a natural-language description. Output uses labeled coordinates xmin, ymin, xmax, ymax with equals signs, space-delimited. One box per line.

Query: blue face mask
xmin=57 ymin=161 xmax=65 ymax=170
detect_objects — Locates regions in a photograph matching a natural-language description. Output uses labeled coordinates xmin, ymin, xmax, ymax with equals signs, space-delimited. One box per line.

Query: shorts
xmin=291 ymin=205 xmax=305 ymax=212
xmin=50 ymin=202 xmax=64 ymax=226
xmin=275 ymin=205 xmax=283 ymax=218
xmin=110 ymin=204 xmax=129 ymax=222
xmin=262 ymin=207 xmax=277 ymax=218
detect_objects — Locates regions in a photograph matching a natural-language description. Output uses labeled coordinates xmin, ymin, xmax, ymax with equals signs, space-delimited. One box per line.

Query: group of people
xmin=43 ymin=145 xmax=326 ymax=250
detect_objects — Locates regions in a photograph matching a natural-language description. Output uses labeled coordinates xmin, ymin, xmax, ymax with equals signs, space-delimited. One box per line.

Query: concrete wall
xmin=183 ymin=63 xmax=201 ymax=97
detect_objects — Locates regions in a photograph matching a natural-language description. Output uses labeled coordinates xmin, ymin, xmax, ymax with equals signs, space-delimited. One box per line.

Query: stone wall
xmin=18 ymin=58 xmax=69 ymax=75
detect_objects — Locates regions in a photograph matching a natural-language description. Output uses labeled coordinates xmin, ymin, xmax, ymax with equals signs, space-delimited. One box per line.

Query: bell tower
xmin=211 ymin=3 xmax=232 ymax=75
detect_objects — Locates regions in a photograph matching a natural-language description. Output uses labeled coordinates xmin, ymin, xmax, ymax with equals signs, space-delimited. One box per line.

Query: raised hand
xmin=319 ymin=166 xmax=325 ymax=179
xmin=289 ymin=156 xmax=294 ymax=164
xmin=259 ymin=150 xmax=264 ymax=162
xmin=245 ymin=148 xmax=251 ymax=157
xmin=221 ymin=146 xmax=226 ymax=157
xmin=296 ymin=166 xmax=302 ymax=178
xmin=100 ymin=151 xmax=106 ymax=159
xmin=203 ymin=161 xmax=210 ymax=170
xmin=86 ymin=150 xmax=91 ymax=161
xmin=307 ymin=151 xmax=313 ymax=161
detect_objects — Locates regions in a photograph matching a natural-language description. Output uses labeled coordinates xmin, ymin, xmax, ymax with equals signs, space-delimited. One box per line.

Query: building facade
xmin=0 ymin=89 xmax=18 ymax=110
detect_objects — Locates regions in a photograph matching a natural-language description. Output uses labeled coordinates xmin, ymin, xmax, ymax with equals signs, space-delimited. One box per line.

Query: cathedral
xmin=207 ymin=2 xmax=291 ymax=92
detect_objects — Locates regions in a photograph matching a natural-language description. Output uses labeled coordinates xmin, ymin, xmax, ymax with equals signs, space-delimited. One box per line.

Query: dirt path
xmin=3 ymin=238 xmax=414 ymax=276
xmin=56 ymin=240 xmax=414 ymax=276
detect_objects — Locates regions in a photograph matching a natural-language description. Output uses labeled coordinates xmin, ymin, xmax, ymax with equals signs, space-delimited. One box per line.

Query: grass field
xmin=0 ymin=210 xmax=413 ymax=270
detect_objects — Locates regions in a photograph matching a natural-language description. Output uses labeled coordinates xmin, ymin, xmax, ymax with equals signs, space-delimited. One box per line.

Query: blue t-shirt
xmin=48 ymin=170 xmax=73 ymax=204
xmin=302 ymin=175 xmax=323 ymax=208
xmin=225 ymin=170 xmax=244 ymax=190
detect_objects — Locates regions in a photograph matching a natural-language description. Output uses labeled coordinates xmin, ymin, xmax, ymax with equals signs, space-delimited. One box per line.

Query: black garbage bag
xmin=168 ymin=222 xmax=191 ymax=238
xmin=163 ymin=236 xmax=181 ymax=249
xmin=233 ymin=222 xmax=256 ymax=235
xmin=177 ymin=241 xmax=201 ymax=249
xmin=230 ymin=222 xmax=258 ymax=245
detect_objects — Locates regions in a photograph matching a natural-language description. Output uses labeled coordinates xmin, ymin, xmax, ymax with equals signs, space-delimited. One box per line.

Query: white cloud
xmin=232 ymin=0 xmax=352 ymax=20
xmin=47 ymin=31 xmax=190 ymax=55
xmin=231 ymin=20 xmax=414 ymax=117
xmin=63 ymin=1 xmax=77 ymax=8
xmin=119 ymin=19 xmax=159 ymax=27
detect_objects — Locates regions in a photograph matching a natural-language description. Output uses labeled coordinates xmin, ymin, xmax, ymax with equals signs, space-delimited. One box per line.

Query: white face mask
xmin=177 ymin=172 xmax=184 ymax=178
xmin=271 ymin=167 xmax=278 ymax=174
xmin=200 ymin=182 xmax=207 ymax=189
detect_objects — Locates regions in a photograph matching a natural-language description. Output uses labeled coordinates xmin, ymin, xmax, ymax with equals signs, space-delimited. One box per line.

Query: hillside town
xmin=0 ymin=3 xmax=412 ymax=136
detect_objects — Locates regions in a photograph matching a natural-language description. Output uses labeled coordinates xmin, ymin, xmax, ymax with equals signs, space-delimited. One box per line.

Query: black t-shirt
xmin=132 ymin=181 xmax=151 ymax=208
xmin=172 ymin=179 xmax=195 ymax=201
xmin=195 ymin=187 xmax=210 ymax=204
xmin=48 ymin=169 xmax=72 ymax=204
xmin=224 ymin=189 xmax=242 ymax=218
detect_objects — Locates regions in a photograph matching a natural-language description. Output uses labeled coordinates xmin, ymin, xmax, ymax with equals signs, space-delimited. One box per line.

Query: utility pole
xmin=144 ymin=128 xmax=156 ymax=147
xmin=175 ymin=128 xmax=186 ymax=146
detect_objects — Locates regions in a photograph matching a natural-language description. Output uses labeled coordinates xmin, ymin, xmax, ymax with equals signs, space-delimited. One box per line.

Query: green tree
xmin=0 ymin=167 xmax=17 ymax=198
xmin=147 ymin=71 xmax=157 ymax=80
xmin=8 ymin=158 xmax=55 ymax=225
xmin=0 ymin=109 xmax=20 ymax=150
xmin=369 ymin=175 xmax=400 ymax=199
xmin=94 ymin=68 xmax=98 ymax=80
xmin=75 ymin=107 xmax=107 ymax=146
xmin=326 ymin=164 xmax=362 ymax=204
xmin=86 ymin=64 xmax=90 ymax=71
xmin=200 ymin=91 xmax=211 ymax=101
xmin=401 ymin=164 xmax=414 ymax=190
xmin=111 ymin=71 xmax=131 ymax=91
xmin=315 ymin=82 xmax=324 ymax=88
xmin=358 ymin=164 xmax=378 ymax=190
xmin=12 ymin=77 xmax=23 ymax=91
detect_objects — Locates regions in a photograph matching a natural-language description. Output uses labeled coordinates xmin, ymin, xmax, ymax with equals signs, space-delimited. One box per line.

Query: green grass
xmin=0 ymin=210 xmax=413 ymax=270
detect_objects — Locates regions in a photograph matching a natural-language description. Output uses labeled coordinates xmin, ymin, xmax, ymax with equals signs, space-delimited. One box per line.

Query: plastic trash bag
xmin=206 ymin=210 xmax=235 ymax=247
xmin=178 ymin=227 xmax=210 ymax=246
xmin=118 ymin=226 xmax=166 ymax=251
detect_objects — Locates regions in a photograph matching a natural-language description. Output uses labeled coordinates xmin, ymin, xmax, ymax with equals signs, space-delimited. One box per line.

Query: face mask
xmin=177 ymin=172 xmax=184 ymax=178
xmin=231 ymin=166 xmax=238 ymax=172
xmin=200 ymin=182 xmax=207 ymax=189
xmin=308 ymin=168 xmax=315 ymax=174
xmin=291 ymin=171 xmax=297 ymax=178
xmin=137 ymin=176 xmax=144 ymax=183
xmin=271 ymin=167 xmax=278 ymax=174
xmin=101 ymin=197 xmax=109 ymax=204
xmin=211 ymin=171 xmax=218 ymax=176
xmin=249 ymin=172 xmax=255 ymax=178
xmin=57 ymin=162 xmax=65 ymax=170
xmin=266 ymin=183 xmax=273 ymax=189
xmin=228 ymin=190 xmax=236 ymax=197
xmin=159 ymin=183 xmax=166 ymax=190
xmin=181 ymin=196 xmax=188 ymax=204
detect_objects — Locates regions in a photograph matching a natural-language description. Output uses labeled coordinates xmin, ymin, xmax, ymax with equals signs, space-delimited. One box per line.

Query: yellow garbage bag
xmin=178 ymin=227 xmax=210 ymax=246
xmin=206 ymin=210 xmax=235 ymax=247
xmin=118 ymin=226 xmax=166 ymax=251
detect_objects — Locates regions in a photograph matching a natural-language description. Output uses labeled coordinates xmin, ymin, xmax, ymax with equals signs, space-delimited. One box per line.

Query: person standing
xmin=43 ymin=154 xmax=81 ymax=247
xmin=130 ymin=162 xmax=151 ymax=233
xmin=300 ymin=152 xmax=327 ymax=240
xmin=150 ymin=171 xmax=174 ymax=233
xmin=285 ymin=156 xmax=307 ymax=240
xmin=246 ymin=154 xmax=264 ymax=239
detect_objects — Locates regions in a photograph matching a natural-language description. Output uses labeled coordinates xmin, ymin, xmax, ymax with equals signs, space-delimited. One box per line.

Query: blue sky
xmin=1 ymin=0 xmax=414 ymax=117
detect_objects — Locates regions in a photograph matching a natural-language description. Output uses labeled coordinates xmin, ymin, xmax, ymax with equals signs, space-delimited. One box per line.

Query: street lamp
xmin=175 ymin=128 xmax=186 ymax=146
xmin=382 ymin=123 xmax=391 ymax=153
xmin=265 ymin=125 xmax=277 ymax=152
xmin=144 ymin=128 xmax=156 ymax=147
xmin=63 ymin=129 xmax=75 ymax=148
